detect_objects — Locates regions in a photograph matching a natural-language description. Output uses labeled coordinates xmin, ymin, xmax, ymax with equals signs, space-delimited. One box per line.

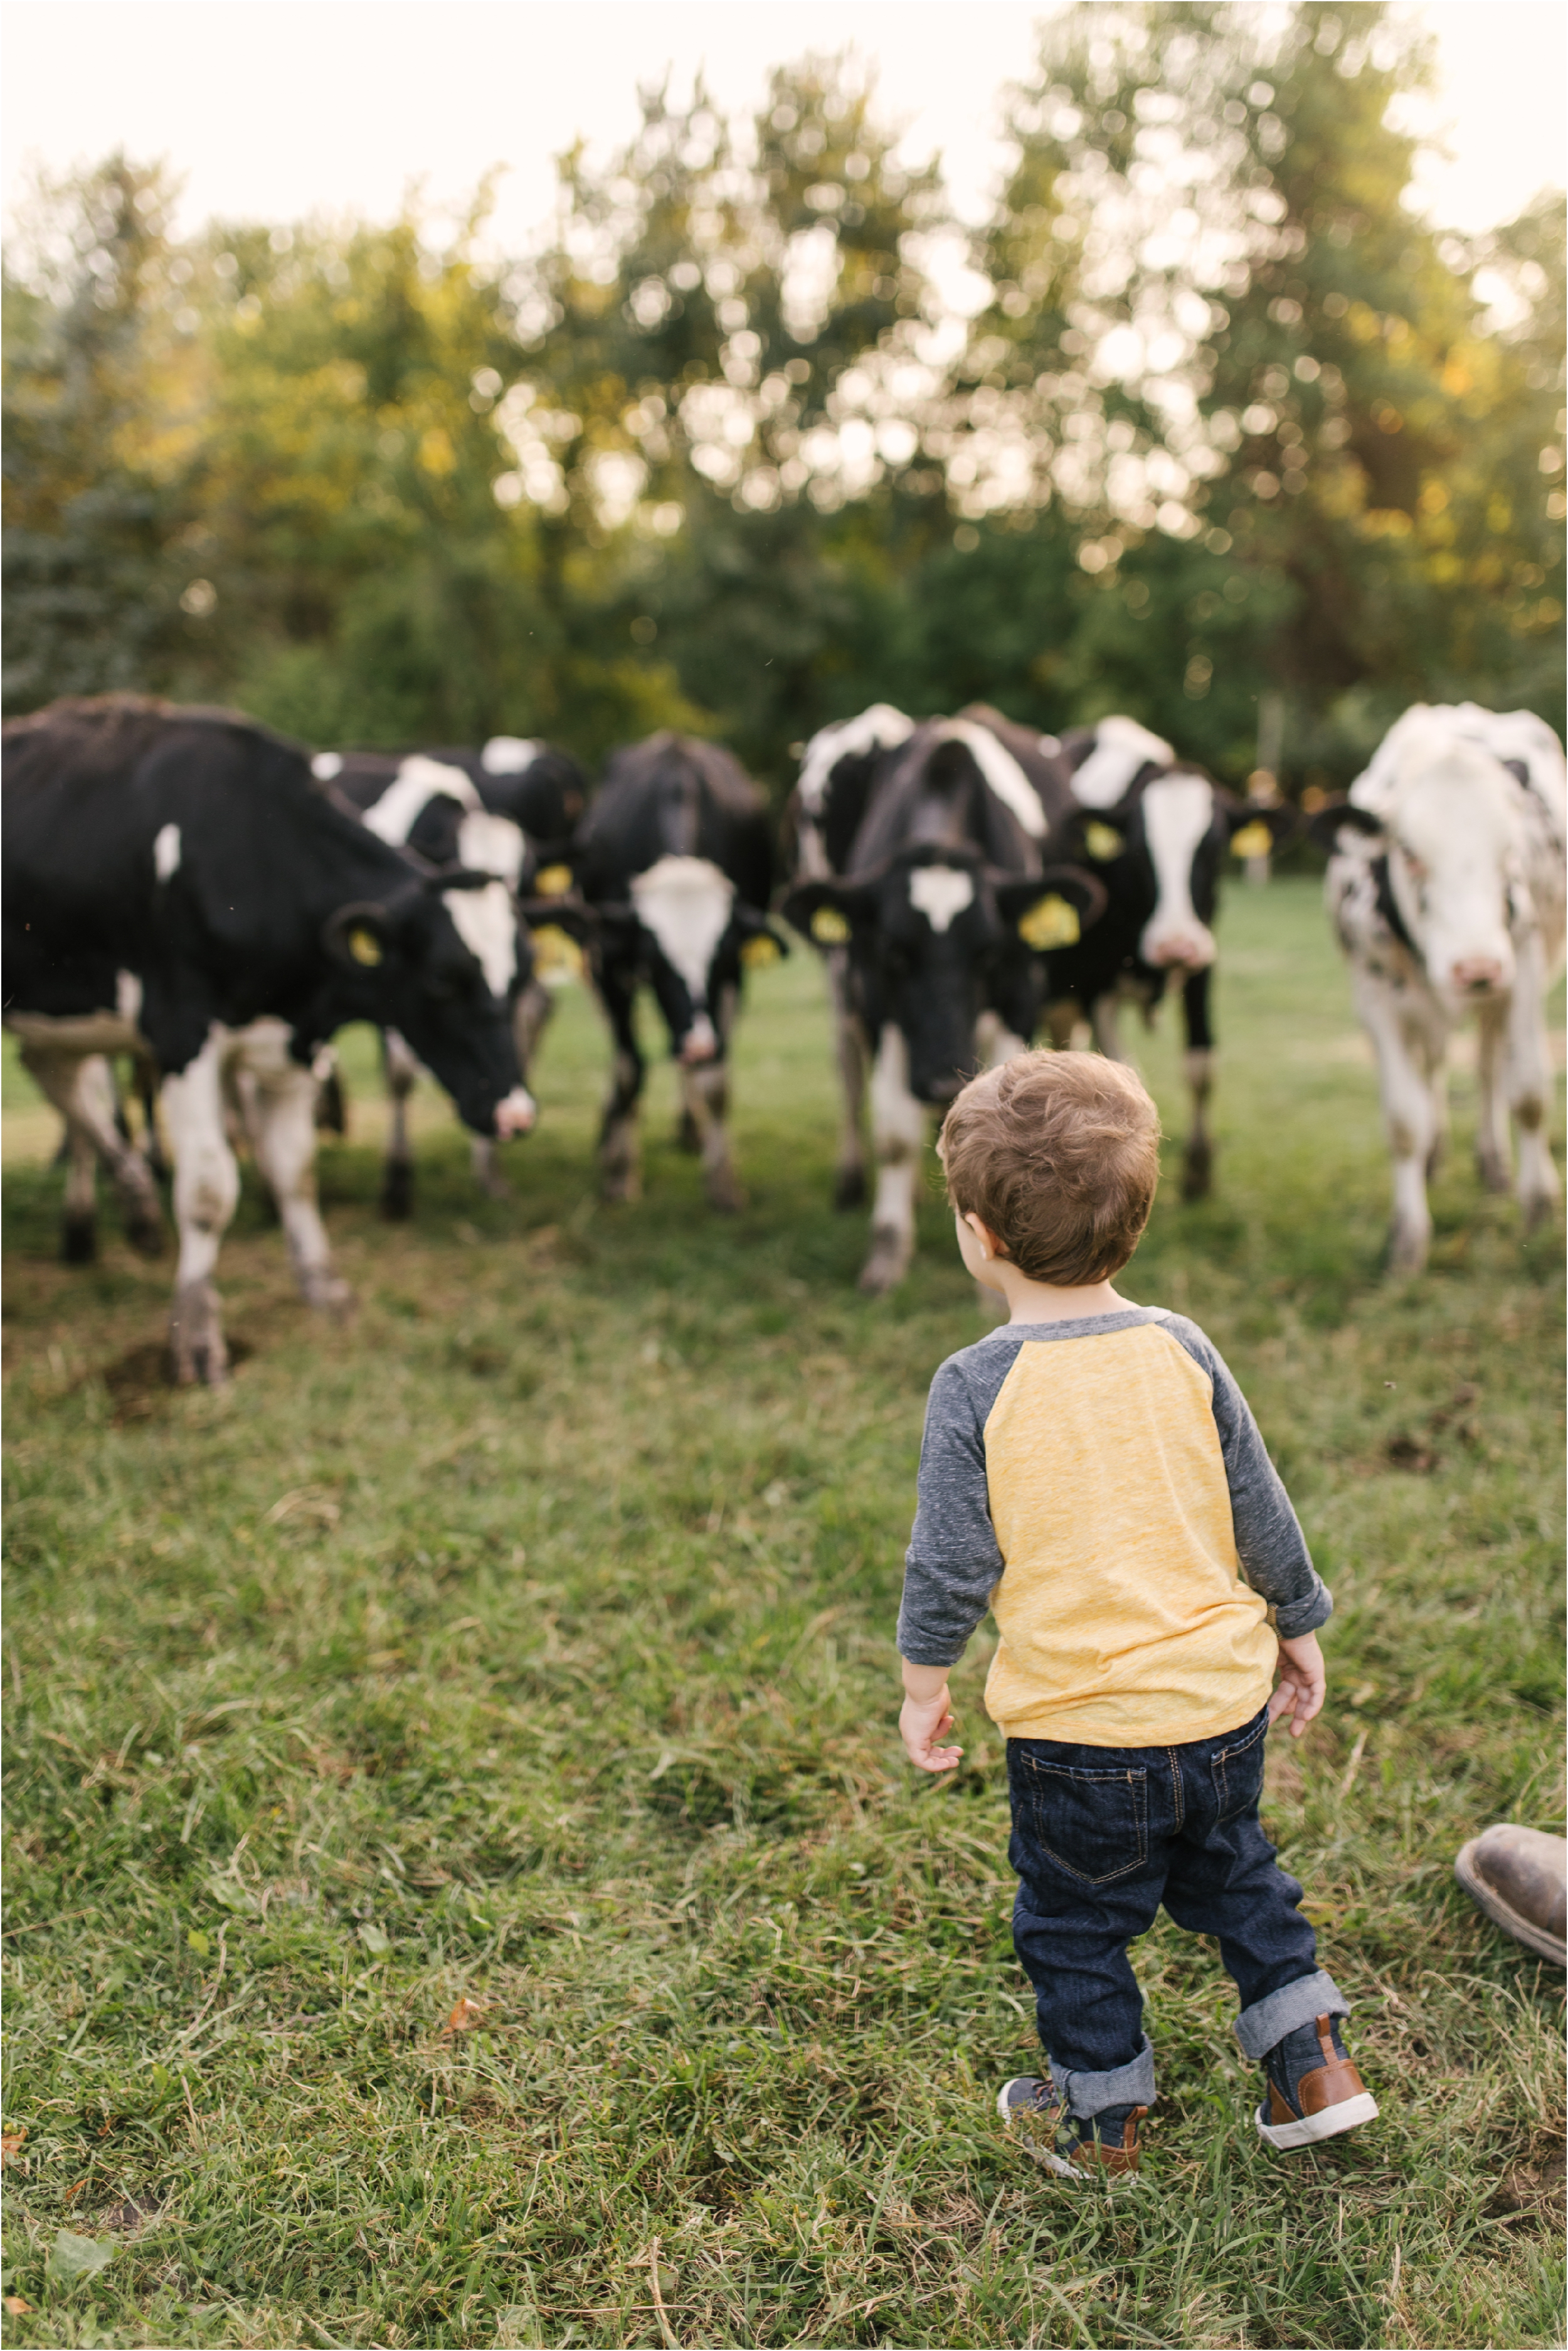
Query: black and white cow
xmin=783 ymin=710 xmax=1105 ymax=1292
xmin=3 ymin=696 xmax=534 ymax=1382
xmin=314 ymin=746 xmax=591 ymax=1214
xmin=1044 ymin=714 xmax=1295 ymax=1198
xmin=574 ymin=733 xmax=787 ymax=1211
xmin=1311 ymin=703 xmax=1565 ymax=1271
xmin=783 ymin=705 xmax=918 ymax=1208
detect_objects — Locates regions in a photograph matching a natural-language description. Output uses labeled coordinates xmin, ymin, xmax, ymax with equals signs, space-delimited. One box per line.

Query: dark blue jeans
xmin=1007 ymin=1703 xmax=1346 ymax=2117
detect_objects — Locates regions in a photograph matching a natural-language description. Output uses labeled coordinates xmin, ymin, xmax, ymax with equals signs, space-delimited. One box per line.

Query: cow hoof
xmin=1521 ymin=1191 xmax=1556 ymax=1234
xmin=833 ymin=1167 xmax=868 ymax=1210
xmin=1386 ymin=1229 xmax=1430 ymax=1278
xmin=705 ymin=1174 xmax=745 ymax=1213
xmin=676 ymin=1111 xmax=701 ymax=1155
xmin=380 ymin=1162 xmax=414 ymax=1221
xmin=61 ymin=1214 xmax=97 ymax=1265
xmin=857 ymin=1231 xmax=909 ymax=1295
xmin=169 ymin=1283 xmax=229 ymax=1386
xmin=301 ymin=1270 xmax=354 ymax=1319
xmin=1180 ymin=1141 xmax=1213 ymax=1202
xmin=1477 ymin=1152 xmax=1509 ymax=1194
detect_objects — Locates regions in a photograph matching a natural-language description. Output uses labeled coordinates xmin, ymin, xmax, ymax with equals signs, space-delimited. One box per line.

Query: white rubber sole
xmin=1255 ymin=2090 xmax=1379 ymax=2150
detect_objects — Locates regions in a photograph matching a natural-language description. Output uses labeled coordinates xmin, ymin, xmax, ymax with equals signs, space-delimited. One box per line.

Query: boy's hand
xmin=900 ymin=1660 xmax=963 ymax=1773
xmin=1269 ymin=1630 xmax=1325 ymax=1739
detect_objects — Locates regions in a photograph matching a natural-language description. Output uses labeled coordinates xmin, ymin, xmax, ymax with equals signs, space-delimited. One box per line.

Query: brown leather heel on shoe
xmin=1257 ymin=2017 xmax=1379 ymax=2150
xmin=1073 ymin=2104 xmax=1147 ymax=2174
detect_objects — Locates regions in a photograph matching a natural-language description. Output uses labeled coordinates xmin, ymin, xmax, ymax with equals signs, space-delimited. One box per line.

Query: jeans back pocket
xmin=1011 ymin=1751 xmax=1149 ymax=1886
xmin=1214 ymin=1707 xmax=1269 ymax=1822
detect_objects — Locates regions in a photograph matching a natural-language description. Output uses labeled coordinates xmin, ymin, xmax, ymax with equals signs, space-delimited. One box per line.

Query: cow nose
xmin=1150 ymin=936 xmax=1203 ymax=969
xmin=1451 ymin=957 xmax=1505 ymax=994
xmin=494 ymin=1088 xmax=537 ymax=1139
xmin=926 ymin=1071 xmax=963 ymax=1105
xmin=680 ymin=1014 xmax=718 ymax=1064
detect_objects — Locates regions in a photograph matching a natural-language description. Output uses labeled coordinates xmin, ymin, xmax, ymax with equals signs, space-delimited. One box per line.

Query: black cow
xmin=1044 ymin=716 xmax=1295 ymax=1197
xmin=3 ymin=696 xmax=533 ymax=1382
xmin=575 ymin=733 xmax=786 ymax=1210
xmin=783 ymin=709 xmax=1104 ymax=1292
xmin=312 ymin=746 xmax=592 ymax=1214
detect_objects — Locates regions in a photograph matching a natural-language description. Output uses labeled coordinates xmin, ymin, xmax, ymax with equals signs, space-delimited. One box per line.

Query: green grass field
xmin=3 ymin=876 xmax=1564 ymax=2350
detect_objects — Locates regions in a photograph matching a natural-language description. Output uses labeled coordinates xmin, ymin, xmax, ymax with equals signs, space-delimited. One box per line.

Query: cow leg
xmin=312 ymin=1044 xmax=347 ymax=1140
xmin=1089 ymin=994 xmax=1129 ymax=1063
xmin=63 ymin=1086 xmax=103 ymax=1263
xmin=1354 ymin=969 xmax=1439 ymax=1274
xmin=828 ymin=951 xmax=869 ymax=1209
xmin=861 ymin=1025 xmax=926 ymax=1295
xmin=596 ymin=966 xmax=645 ymax=1203
xmin=1503 ymin=938 xmax=1559 ymax=1230
xmin=243 ymin=1041 xmax=351 ymax=1315
xmin=381 ymin=1029 xmax=418 ymax=1219
xmin=1472 ymin=998 xmax=1510 ymax=1192
xmin=680 ymin=1061 xmax=743 ymax=1211
xmin=20 ymin=1042 xmax=165 ymax=1260
xmin=1181 ymin=967 xmax=1216 ymax=1202
xmin=160 ymin=1031 xmax=241 ymax=1384
xmin=1043 ymin=998 xmax=1079 ymax=1051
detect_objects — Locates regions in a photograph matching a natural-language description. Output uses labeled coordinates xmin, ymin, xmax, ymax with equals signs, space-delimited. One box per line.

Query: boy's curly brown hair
xmin=940 ymin=1048 xmax=1162 ymax=1285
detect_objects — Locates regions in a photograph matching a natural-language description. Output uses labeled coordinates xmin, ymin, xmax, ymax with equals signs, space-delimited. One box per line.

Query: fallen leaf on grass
xmin=358 ymin=1922 xmax=390 ymax=1955
xmin=1 ymin=2130 xmax=27 ymax=2163
xmin=49 ymin=2228 xmax=115 ymax=2282
xmin=264 ymin=1487 xmax=341 ymax=1529
xmin=4 ymin=2295 xmax=33 ymax=2314
xmin=443 ymin=1996 xmax=486 ymax=2034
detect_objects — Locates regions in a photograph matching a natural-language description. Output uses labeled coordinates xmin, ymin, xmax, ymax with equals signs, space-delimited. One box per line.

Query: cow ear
xmin=430 ymin=864 xmax=501 ymax=893
xmin=996 ymin=865 xmax=1108 ymax=947
xmin=322 ymin=901 xmax=393 ymax=969
xmin=733 ymin=904 xmax=792 ymax=965
xmin=781 ymin=879 xmax=872 ymax=946
xmin=1307 ymin=799 xmax=1384 ymax=853
xmin=1225 ymin=801 xmax=1300 ymax=854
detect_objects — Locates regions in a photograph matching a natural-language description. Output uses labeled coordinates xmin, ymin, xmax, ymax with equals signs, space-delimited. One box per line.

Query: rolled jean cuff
xmin=1049 ymin=2032 xmax=1156 ymax=2118
xmin=1234 ymin=1969 xmax=1349 ymax=2061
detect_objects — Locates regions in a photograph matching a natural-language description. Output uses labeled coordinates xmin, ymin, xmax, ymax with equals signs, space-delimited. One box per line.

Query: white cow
xmin=1319 ymin=703 xmax=1565 ymax=1271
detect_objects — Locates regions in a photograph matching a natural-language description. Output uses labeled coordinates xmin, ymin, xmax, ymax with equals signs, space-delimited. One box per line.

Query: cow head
xmin=599 ymin=854 xmax=788 ymax=1064
xmin=785 ymin=850 xmax=1104 ymax=1105
xmin=477 ymin=737 xmax=588 ymax=849
xmin=321 ymin=876 xmax=534 ymax=1137
xmin=1065 ymin=773 xmax=1295 ymax=980
xmin=1310 ymin=735 xmax=1528 ymax=1003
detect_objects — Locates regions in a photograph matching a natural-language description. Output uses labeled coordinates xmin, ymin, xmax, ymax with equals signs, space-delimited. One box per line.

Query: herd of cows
xmin=3 ymin=691 xmax=1564 ymax=1384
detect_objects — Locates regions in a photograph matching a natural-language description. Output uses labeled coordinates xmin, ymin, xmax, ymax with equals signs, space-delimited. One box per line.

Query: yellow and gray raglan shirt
xmin=898 ymin=1306 xmax=1331 ymax=1749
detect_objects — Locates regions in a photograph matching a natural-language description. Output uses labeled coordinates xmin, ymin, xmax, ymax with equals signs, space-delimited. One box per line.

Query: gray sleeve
xmin=896 ymin=1354 xmax=1006 ymax=1667
xmin=1166 ymin=1319 xmax=1332 ymax=1638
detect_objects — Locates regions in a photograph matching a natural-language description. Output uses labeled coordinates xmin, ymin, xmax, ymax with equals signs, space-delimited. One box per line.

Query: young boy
xmin=897 ymin=1050 xmax=1376 ymax=2179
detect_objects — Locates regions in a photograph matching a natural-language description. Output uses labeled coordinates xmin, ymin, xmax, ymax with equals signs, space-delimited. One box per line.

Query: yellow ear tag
xmin=741 ymin=932 xmax=781 ymax=970
xmin=809 ymin=905 xmax=852 ymax=946
xmin=1084 ymin=822 xmax=1124 ymax=861
xmin=347 ymin=925 xmax=384 ymax=967
xmin=1231 ymin=821 xmax=1273 ymax=859
xmin=535 ymin=864 xmax=573 ymax=898
xmin=531 ymin=925 xmax=584 ymax=982
xmin=1017 ymin=893 xmax=1080 ymax=950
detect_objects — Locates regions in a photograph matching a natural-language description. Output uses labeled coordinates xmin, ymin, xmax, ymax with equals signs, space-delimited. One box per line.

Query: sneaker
xmin=1256 ymin=2014 xmax=1378 ymax=2151
xmin=997 ymin=2078 xmax=1145 ymax=2177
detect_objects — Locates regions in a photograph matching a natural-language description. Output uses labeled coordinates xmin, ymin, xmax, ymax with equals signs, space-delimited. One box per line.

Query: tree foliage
xmin=3 ymin=5 xmax=1561 ymax=795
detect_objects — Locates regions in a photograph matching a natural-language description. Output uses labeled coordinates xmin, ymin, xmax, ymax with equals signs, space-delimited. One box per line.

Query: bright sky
xmin=2 ymin=0 xmax=1563 ymax=258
